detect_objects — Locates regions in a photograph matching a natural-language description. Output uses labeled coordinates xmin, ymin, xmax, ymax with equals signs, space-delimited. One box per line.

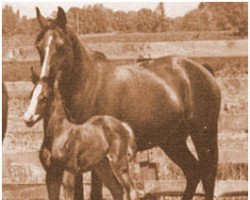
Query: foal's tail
xmin=121 ymin=122 xmax=144 ymax=199
xmin=121 ymin=122 xmax=137 ymax=161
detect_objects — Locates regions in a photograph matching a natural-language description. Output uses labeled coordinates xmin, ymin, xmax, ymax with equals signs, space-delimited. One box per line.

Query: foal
xmin=24 ymin=71 xmax=138 ymax=200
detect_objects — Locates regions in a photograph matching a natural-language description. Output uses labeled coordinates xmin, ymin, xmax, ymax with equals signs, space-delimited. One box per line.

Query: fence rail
xmin=3 ymin=39 xmax=248 ymax=62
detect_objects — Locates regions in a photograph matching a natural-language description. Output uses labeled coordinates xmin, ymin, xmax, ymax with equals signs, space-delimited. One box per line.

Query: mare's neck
xmin=63 ymin=30 xmax=96 ymax=89
xmin=59 ymin=31 xmax=100 ymax=122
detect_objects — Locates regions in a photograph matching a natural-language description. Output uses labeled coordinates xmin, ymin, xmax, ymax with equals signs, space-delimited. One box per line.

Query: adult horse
xmin=24 ymin=7 xmax=221 ymax=200
xmin=2 ymin=82 xmax=8 ymax=140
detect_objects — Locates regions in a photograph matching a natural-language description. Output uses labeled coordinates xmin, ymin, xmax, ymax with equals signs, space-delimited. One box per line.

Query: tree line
xmin=3 ymin=2 xmax=248 ymax=36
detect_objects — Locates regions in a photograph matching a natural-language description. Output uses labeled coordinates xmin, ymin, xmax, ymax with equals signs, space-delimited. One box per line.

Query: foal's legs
xmin=40 ymin=148 xmax=63 ymax=200
xmin=46 ymin=168 xmax=63 ymax=200
xmin=62 ymin=172 xmax=83 ymax=200
xmin=106 ymin=153 xmax=138 ymax=200
xmin=94 ymin=157 xmax=124 ymax=200
xmin=119 ymin=162 xmax=139 ymax=200
xmin=74 ymin=174 xmax=84 ymax=200
xmin=162 ymin=135 xmax=200 ymax=200
xmin=90 ymin=171 xmax=103 ymax=200
xmin=191 ymin=122 xmax=218 ymax=200
xmin=62 ymin=171 xmax=75 ymax=200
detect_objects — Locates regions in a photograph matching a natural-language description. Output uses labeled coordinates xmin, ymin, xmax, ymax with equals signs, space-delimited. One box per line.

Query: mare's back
xmin=97 ymin=55 xmax=220 ymax=124
xmin=135 ymin=56 xmax=220 ymax=100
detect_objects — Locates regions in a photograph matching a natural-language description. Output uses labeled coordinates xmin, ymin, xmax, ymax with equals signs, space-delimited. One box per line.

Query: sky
xmin=3 ymin=2 xmax=200 ymax=19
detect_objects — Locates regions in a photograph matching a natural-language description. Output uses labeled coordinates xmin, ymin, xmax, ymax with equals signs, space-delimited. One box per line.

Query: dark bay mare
xmin=2 ymin=82 xmax=8 ymax=140
xmin=24 ymin=7 xmax=221 ymax=200
xmin=25 ymin=72 xmax=139 ymax=200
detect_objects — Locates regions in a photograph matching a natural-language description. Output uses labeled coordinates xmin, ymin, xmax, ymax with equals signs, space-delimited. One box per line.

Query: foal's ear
xmin=31 ymin=66 xmax=39 ymax=84
xmin=56 ymin=7 xmax=67 ymax=29
xmin=36 ymin=7 xmax=49 ymax=29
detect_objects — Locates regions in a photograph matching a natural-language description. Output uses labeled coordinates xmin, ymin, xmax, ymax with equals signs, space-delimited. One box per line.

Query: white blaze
xmin=23 ymin=84 xmax=43 ymax=122
xmin=40 ymin=36 xmax=53 ymax=78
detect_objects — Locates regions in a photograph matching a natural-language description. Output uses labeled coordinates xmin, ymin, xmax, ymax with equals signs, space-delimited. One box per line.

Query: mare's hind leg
xmin=46 ymin=168 xmax=63 ymax=200
xmin=191 ymin=122 xmax=218 ymax=200
xmin=90 ymin=171 xmax=103 ymax=200
xmin=94 ymin=157 xmax=124 ymax=200
xmin=162 ymin=135 xmax=200 ymax=200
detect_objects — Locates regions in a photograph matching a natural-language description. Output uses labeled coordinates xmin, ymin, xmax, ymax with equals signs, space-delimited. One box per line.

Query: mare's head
xmin=35 ymin=7 xmax=76 ymax=80
xmin=23 ymin=67 xmax=53 ymax=127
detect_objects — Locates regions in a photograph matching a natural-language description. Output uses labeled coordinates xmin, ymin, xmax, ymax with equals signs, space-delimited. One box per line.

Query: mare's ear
xmin=56 ymin=7 xmax=67 ymax=29
xmin=31 ymin=66 xmax=39 ymax=84
xmin=36 ymin=7 xmax=49 ymax=29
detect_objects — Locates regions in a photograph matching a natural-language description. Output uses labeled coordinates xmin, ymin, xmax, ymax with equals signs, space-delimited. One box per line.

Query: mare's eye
xmin=57 ymin=45 xmax=64 ymax=53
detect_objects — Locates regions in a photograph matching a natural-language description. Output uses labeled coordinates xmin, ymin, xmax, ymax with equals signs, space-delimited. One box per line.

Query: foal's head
xmin=23 ymin=67 xmax=53 ymax=127
xmin=35 ymin=7 xmax=75 ymax=80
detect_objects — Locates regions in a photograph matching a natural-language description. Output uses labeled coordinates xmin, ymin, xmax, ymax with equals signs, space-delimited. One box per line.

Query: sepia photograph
xmin=2 ymin=1 xmax=248 ymax=200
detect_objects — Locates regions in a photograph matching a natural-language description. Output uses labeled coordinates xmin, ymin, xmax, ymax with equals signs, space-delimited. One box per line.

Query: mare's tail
xmin=191 ymin=121 xmax=219 ymax=200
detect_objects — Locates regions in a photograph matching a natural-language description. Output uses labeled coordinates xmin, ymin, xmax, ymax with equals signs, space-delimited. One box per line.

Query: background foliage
xmin=2 ymin=2 xmax=248 ymax=36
